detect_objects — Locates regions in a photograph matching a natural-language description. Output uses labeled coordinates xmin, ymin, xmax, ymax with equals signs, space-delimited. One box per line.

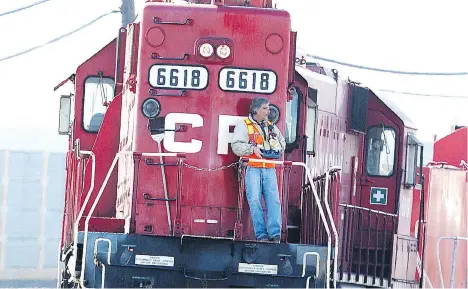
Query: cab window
xmin=366 ymin=125 xmax=396 ymax=177
xmin=285 ymin=89 xmax=300 ymax=144
xmin=83 ymin=76 xmax=114 ymax=132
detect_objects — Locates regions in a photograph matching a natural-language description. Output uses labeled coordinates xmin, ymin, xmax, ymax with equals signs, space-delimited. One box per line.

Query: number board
xmin=148 ymin=64 xmax=209 ymax=90
xmin=218 ymin=68 xmax=277 ymax=94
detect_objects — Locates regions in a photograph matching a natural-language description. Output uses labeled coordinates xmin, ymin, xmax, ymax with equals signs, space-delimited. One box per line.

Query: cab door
xmin=359 ymin=105 xmax=402 ymax=214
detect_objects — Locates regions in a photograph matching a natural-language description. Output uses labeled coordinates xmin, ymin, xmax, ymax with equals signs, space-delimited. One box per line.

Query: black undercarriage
xmin=61 ymin=232 xmax=328 ymax=288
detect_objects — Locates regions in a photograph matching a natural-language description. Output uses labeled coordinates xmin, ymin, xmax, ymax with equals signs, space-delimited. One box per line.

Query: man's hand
xmin=253 ymin=147 xmax=263 ymax=159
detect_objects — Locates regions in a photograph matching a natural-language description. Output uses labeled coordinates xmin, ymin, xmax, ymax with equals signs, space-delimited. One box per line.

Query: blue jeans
xmin=245 ymin=166 xmax=281 ymax=240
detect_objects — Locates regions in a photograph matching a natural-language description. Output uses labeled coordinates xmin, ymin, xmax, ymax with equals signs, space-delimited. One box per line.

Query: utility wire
xmin=378 ymin=88 xmax=468 ymax=99
xmin=308 ymin=54 xmax=468 ymax=76
xmin=0 ymin=10 xmax=120 ymax=63
xmin=0 ymin=0 xmax=53 ymax=17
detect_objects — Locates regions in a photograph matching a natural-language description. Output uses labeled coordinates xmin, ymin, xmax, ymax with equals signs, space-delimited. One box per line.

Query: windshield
xmin=366 ymin=125 xmax=396 ymax=176
xmin=82 ymin=76 xmax=114 ymax=132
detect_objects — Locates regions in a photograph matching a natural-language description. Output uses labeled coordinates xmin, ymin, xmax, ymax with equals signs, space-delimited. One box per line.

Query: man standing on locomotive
xmin=231 ymin=97 xmax=286 ymax=242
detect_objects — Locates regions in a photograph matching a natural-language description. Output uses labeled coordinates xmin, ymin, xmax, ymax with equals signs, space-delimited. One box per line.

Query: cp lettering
xmin=162 ymin=113 xmax=245 ymax=154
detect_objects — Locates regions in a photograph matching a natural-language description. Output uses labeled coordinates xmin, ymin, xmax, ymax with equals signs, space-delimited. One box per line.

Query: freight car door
xmin=359 ymin=108 xmax=401 ymax=214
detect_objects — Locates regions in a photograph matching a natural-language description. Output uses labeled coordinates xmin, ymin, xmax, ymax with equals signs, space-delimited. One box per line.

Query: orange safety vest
xmin=244 ymin=118 xmax=275 ymax=168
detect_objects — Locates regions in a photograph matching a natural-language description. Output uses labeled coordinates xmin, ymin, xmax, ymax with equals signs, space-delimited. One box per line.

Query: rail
xmin=79 ymin=151 xmax=179 ymax=288
xmin=75 ymin=154 xmax=332 ymax=288
xmin=298 ymin=167 xmax=340 ymax=287
xmin=324 ymin=166 xmax=341 ymax=288
xmin=242 ymin=158 xmax=332 ymax=289
xmin=436 ymin=236 xmax=468 ymax=288
xmin=72 ymin=150 xmax=95 ymax=281
xmin=93 ymin=238 xmax=112 ymax=289
xmin=338 ymin=204 xmax=397 ymax=287
xmin=302 ymin=252 xmax=320 ymax=289
xmin=301 ymin=169 xmax=340 ymax=245
xmin=392 ymin=234 xmax=419 ymax=285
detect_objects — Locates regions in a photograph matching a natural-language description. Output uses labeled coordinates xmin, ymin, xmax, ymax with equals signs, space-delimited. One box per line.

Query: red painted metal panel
xmin=73 ymin=40 xmax=117 ymax=152
xmin=358 ymin=92 xmax=404 ymax=215
xmin=61 ymin=40 xmax=119 ymax=247
xmin=80 ymin=94 xmax=122 ymax=218
xmin=149 ymin=0 xmax=275 ymax=8
xmin=78 ymin=217 xmax=125 ymax=233
xmin=433 ymin=127 xmax=468 ymax=167
xmin=422 ymin=167 xmax=468 ymax=288
xmin=126 ymin=3 xmax=291 ymax=238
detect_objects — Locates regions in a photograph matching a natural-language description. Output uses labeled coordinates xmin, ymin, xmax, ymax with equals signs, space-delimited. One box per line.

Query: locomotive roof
xmin=295 ymin=65 xmax=417 ymax=130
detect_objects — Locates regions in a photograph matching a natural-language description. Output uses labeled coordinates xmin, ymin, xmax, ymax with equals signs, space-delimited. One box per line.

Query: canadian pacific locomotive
xmin=54 ymin=0 xmax=467 ymax=288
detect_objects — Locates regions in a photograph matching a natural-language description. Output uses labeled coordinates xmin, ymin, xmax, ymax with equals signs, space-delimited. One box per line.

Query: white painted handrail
xmin=72 ymin=150 xmax=95 ymax=283
xmin=437 ymin=236 xmax=468 ymax=288
xmin=324 ymin=166 xmax=341 ymax=288
xmin=76 ymin=154 xmax=333 ymax=288
xmin=94 ymin=238 xmax=112 ymax=289
xmin=80 ymin=151 xmax=178 ymax=288
xmin=302 ymin=252 xmax=320 ymax=278
xmin=245 ymin=158 xmax=332 ymax=289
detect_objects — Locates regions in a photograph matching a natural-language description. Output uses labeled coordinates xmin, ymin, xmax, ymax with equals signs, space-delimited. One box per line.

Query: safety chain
xmin=183 ymin=161 xmax=240 ymax=172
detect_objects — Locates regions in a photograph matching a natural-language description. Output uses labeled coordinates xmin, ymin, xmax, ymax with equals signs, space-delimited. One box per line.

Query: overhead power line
xmin=0 ymin=10 xmax=120 ymax=63
xmin=0 ymin=0 xmax=53 ymax=17
xmin=308 ymin=54 xmax=468 ymax=76
xmin=378 ymin=88 xmax=468 ymax=99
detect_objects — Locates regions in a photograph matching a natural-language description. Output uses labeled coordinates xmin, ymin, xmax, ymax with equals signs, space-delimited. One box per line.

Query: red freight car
xmin=410 ymin=127 xmax=468 ymax=288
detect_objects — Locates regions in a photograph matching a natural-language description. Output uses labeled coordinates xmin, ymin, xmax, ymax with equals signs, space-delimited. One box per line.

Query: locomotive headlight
xmin=268 ymin=104 xmax=280 ymax=124
xmin=199 ymin=43 xmax=214 ymax=58
xmin=141 ymin=98 xmax=161 ymax=119
xmin=216 ymin=44 xmax=231 ymax=59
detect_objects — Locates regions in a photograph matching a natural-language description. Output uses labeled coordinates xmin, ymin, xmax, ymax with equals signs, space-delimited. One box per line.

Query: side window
xmin=83 ymin=76 xmax=114 ymax=132
xmin=405 ymin=133 xmax=422 ymax=187
xmin=285 ymin=88 xmax=300 ymax=144
xmin=366 ymin=125 xmax=396 ymax=177
xmin=305 ymin=88 xmax=318 ymax=155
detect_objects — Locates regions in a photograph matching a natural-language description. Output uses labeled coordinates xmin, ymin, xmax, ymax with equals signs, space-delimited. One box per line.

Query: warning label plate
xmin=238 ymin=263 xmax=278 ymax=275
xmin=135 ymin=255 xmax=174 ymax=267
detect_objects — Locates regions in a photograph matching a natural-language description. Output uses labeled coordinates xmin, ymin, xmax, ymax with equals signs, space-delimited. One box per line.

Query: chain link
xmin=183 ymin=161 xmax=240 ymax=172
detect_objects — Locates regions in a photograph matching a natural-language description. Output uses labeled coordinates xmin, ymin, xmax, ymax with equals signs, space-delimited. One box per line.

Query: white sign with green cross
xmin=370 ymin=187 xmax=388 ymax=205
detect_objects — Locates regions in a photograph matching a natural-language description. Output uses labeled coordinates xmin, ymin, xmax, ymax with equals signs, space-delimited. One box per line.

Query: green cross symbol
xmin=370 ymin=187 xmax=388 ymax=205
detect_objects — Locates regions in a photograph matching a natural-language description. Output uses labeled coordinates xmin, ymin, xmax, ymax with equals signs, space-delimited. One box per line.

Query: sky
xmin=0 ymin=0 xmax=467 ymax=152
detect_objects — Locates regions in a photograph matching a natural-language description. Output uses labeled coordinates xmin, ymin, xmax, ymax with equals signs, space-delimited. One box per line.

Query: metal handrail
xmin=80 ymin=151 xmax=178 ymax=288
xmin=436 ymin=236 xmax=468 ymax=288
xmin=302 ymin=252 xmax=320 ymax=278
xmin=243 ymin=158 xmax=332 ymax=289
xmin=324 ymin=166 xmax=341 ymax=288
xmin=338 ymin=203 xmax=397 ymax=217
xmin=94 ymin=238 xmax=112 ymax=289
xmin=77 ymin=154 xmax=334 ymax=288
xmin=338 ymin=202 xmax=397 ymax=285
xmin=72 ymin=150 xmax=95 ymax=282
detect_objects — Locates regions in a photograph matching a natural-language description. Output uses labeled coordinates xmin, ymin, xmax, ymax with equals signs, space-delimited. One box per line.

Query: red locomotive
xmin=54 ymin=0 xmax=467 ymax=288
